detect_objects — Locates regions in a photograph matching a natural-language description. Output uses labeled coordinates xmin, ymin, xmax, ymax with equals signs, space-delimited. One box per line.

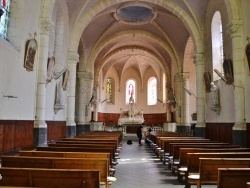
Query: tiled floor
xmin=112 ymin=137 xmax=216 ymax=188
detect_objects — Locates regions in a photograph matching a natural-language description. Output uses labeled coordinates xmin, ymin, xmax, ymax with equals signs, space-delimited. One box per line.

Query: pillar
xmin=227 ymin=21 xmax=246 ymax=147
xmin=182 ymin=73 xmax=190 ymax=125
xmin=66 ymin=51 xmax=79 ymax=137
xmin=34 ymin=19 xmax=54 ymax=147
xmin=194 ymin=53 xmax=206 ymax=137
xmin=76 ymin=71 xmax=93 ymax=134
xmin=174 ymin=73 xmax=184 ymax=132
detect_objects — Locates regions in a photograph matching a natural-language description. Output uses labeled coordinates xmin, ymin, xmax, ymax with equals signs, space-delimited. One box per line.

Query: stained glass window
xmin=126 ymin=79 xmax=136 ymax=104
xmin=147 ymin=77 xmax=157 ymax=105
xmin=0 ymin=0 xmax=11 ymax=39
xmin=211 ymin=11 xmax=224 ymax=80
xmin=106 ymin=78 xmax=112 ymax=103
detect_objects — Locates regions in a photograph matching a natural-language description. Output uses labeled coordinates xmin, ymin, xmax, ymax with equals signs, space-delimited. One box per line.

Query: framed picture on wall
xmin=24 ymin=38 xmax=38 ymax=71
xmin=46 ymin=56 xmax=56 ymax=82
xmin=62 ymin=69 xmax=69 ymax=90
xmin=223 ymin=59 xmax=234 ymax=85
xmin=204 ymin=71 xmax=211 ymax=93
xmin=245 ymin=43 xmax=250 ymax=73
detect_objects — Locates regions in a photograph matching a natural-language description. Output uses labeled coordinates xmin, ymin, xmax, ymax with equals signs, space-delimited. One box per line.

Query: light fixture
xmin=214 ymin=69 xmax=227 ymax=82
xmin=183 ymin=87 xmax=197 ymax=98
xmin=214 ymin=69 xmax=235 ymax=87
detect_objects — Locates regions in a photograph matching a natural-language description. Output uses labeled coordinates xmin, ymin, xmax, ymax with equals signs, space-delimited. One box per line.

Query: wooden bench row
xmin=147 ymin=131 xmax=250 ymax=188
xmin=0 ymin=130 xmax=123 ymax=188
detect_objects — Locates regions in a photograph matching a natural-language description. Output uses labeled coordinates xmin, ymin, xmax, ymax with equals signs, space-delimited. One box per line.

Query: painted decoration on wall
xmin=24 ymin=38 xmax=38 ymax=71
xmin=223 ymin=59 xmax=234 ymax=85
xmin=46 ymin=56 xmax=56 ymax=82
xmin=62 ymin=69 xmax=69 ymax=90
xmin=245 ymin=42 xmax=250 ymax=74
xmin=204 ymin=71 xmax=211 ymax=93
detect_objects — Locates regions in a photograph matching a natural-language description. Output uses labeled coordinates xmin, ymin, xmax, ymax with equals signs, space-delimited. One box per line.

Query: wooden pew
xmin=178 ymin=148 xmax=250 ymax=170
xmin=161 ymin=139 xmax=214 ymax=159
xmin=1 ymin=156 xmax=111 ymax=187
xmin=247 ymin=182 xmax=250 ymax=188
xmin=0 ymin=167 xmax=100 ymax=188
xmin=187 ymin=158 xmax=250 ymax=188
xmin=160 ymin=139 xmax=215 ymax=164
xmin=184 ymin=152 xmax=250 ymax=187
xmin=62 ymin=137 xmax=120 ymax=146
xmin=148 ymin=131 xmax=191 ymax=145
xmin=80 ymin=131 xmax=123 ymax=142
xmin=19 ymin=150 xmax=113 ymax=168
xmin=217 ymin=168 xmax=250 ymax=188
xmin=35 ymin=146 xmax=116 ymax=166
xmin=169 ymin=143 xmax=237 ymax=171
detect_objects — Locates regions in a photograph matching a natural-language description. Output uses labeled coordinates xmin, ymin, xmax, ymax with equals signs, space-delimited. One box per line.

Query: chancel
xmin=118 ymin=94 xmax=144 ymax=126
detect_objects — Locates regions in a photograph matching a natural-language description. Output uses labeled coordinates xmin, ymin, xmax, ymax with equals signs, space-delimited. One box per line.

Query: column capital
xmin=69 ymin=51 xmax=79 ymax=63
xmin=227 ymin=20 xmax=242 ymax=38
xmin=194 ymin=53 xmax=204 ymax=65
xmin=77 ymin=71 xmax=93 ymax=81
xmin=174 ymin=73 xmax=183 ymax=82
xmin=182 ymin=72 xmax=190 ymax=80
xmin=94 ymin=81 xmax=99 ymax=88
xmin=40 ymin=19 xmax=54 ymax=35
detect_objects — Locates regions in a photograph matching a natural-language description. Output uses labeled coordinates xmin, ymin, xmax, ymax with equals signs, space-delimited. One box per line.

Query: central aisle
xmin=112 ymin=139 xmax=185 ymax=188
xmin=112 ymin=138 xmax=217 ymax=188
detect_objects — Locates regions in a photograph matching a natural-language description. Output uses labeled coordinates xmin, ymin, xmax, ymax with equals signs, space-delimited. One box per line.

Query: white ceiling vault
xmin=68 ymin=0 xmax=208 ymax=84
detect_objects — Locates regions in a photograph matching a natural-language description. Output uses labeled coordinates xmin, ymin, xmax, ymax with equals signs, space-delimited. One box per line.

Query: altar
xmin=118 ymin=117 xmax=144 ymax=125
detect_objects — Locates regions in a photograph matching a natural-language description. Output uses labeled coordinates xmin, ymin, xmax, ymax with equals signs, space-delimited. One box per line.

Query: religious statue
xmin=128 ymin=94 xmax=135 ymax=118
xmin=129 ymin=94 xmax=135 ymax=104
xmin=210 ymin=82 xmax=219 ymax=107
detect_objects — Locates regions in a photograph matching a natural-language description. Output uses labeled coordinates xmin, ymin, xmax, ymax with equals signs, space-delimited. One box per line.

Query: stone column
xmin=182 ymin=73 xmax=190 ymax=125
xmin=66 ymin=52 xmax=79 ymax=137
xmin=92 ymin=81 xmax=99 ymax=121
xmin=77 ymin=71 xmax=93 ymax=124
xmin=194 ymin=53 xmax=206 ymax=137
xmin=227 ymin=21 xmax=246 ymax=147
xmin=174 ymin=73 xmax=183 ymax=129
xmin=34 ymin=19 xmax=54 ymax=147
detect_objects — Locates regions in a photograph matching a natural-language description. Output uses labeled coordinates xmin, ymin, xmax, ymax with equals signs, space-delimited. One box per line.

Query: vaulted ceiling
xmin=68 ymin=0 xmax=208 ymax=82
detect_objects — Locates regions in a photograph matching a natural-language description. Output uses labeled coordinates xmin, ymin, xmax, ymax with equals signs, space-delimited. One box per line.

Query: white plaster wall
xmin=45 ymin=0 xmax=69 ymax=121
xmin=0 ymin=0 xmax=40 ymax=120
xmin=203 ymin=0 xmax=235 ymax=123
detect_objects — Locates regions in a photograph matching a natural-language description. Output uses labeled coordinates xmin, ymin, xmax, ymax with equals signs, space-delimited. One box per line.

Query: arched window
xmin=211 ymin=11 xmax=224 ymax=80
xmin=147 ymin=77 xmax=157 ymax=105
xmin=106 ymin=77 xmax=112 ymax=103
xmin=0 ymin=0 xmax=11 ymax=39
xmin=126 ymin=79 xmax=136 ymax=104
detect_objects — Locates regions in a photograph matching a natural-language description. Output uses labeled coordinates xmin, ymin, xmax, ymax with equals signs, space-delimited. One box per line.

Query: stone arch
xmin=68 ymin=0 xmax=203 ymax=70
xmin=88 ymin=30 xmax=175 ymax=83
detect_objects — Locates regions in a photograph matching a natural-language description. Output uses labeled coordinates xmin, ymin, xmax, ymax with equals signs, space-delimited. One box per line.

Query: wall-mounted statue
xmin=210 ymin=82 xmax=220 ymax=115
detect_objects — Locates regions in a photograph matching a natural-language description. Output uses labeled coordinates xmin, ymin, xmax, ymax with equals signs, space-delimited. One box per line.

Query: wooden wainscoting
xmin=0 ymin=120 xmax=33 ymax=153
xmin=206 ymin=123 xmax=234 ymax=144
xmin=247 ymin=123 xmax=250 ymax=148
xmin=98 ymin=112 xmax=166 ymax=125
xmin=46 ymin=121 xmax=66 ymax=142
xmin=0 ymin=120 xmax=66 ymax=154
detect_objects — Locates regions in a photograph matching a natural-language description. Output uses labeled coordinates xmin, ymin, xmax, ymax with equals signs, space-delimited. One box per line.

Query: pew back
xmin=0 ymin=167 xmax=100 ymax=188
xmin=199 ymin=158 xmax=250 ymax=185
xmin=1 ymin=156 xmax=109 ymax=186
xmin=217 ymin=168 xmax=250 ymax=188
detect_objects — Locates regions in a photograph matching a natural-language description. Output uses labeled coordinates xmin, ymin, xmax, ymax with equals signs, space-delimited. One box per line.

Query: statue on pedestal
xmin=128 ymin=94 xmax=135 ymax=118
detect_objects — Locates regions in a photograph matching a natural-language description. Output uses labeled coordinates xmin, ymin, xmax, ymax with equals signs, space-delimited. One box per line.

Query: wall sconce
xmin=183 ymin=87 xmax=197 ymax=98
